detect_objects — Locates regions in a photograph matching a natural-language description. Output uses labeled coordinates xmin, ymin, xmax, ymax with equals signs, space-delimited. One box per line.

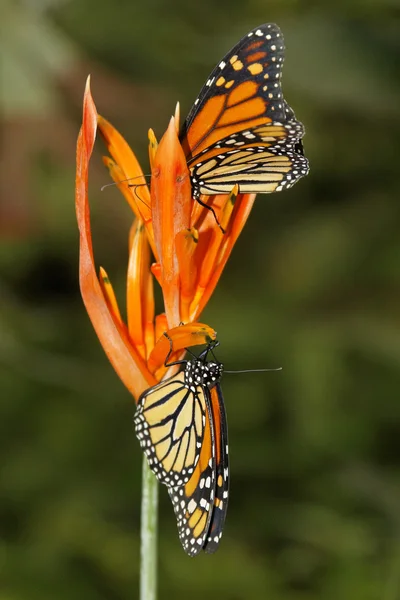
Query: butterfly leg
xmin=163 ymin=332 xmax=188 ymax=368
xmin=185 ymin=340 xmax=220 ymax=363
xmin=162 ymin=333 xmax=220 ymax=366
xmin=207 ymin=341 xmax=220 ymax=364
xmin=197 ymin=340 xmax=220 ymax=363
xmin=194 ymin=196 xmax=225 ymax=234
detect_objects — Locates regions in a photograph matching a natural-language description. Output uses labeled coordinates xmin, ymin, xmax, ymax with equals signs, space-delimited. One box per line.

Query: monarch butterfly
xmin=180 ymin=23 xmax=309 ymax=200
xmin=134 ymin=340 xmax=228 ymax=556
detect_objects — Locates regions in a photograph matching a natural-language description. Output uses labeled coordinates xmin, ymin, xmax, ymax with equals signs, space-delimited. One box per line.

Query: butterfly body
xmin=134 ymin=349 xmax=229 ymax=556
xmin=180 ymin=23 xmax=309 ymax=199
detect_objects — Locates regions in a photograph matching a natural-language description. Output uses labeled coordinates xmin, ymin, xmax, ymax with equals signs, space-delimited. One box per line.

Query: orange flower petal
xmin=144 ymin=275 xmax=155 ymax=360
xmin=150 ymin=262 xmax=162 ymax=287
xmin=175 ymin=227 xmax=199 ymax=322
xmin=222 ymin=193 xmax=257 ymax=249
xmin=189 ymin=194 xmax=204 ymax=229
xmin=99 ymin=266 xmax=124 ymax=326
xmin=102 ymin=156 xmax=143 ymax=218
xmin=155 ymin=313 xmax=168 ymax=343
xmin=220 ymin=184 xmax=239 ymax=232
xmin=186 ymin=186 xmax=240 ymax=316
xmin=147 ymin=323 xmax=217 ymax=374
xmin=148 ymin=128 xmax=158 ymax=170
xmin=191 ymin=192 xmax=232 ymax=234
xmin=190 ymin=194 xmax=220 ymax=231
xmin=98 ymin=116 xmax=156 ymax=253
xmin=151 ymin=117 xmax=192 ymax=328
xmin=197 ymin=227 xmax=221 ymax=290
xmin=191 ymin=193 xmax=256 ymax=320
xmin=75 ymin=78 xmax=156 ymax=400
xmin=174 ymin=102 xmax=180 ymax=132
xmin=101 ymin=157 xmax=156 ymax=258
xmin=127 ymin=219 xmax=153 ymax=359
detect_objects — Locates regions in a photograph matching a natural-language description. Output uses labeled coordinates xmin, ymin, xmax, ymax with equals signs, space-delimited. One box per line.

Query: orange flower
xmin=75 ymin=77 xmax=256 ymax=401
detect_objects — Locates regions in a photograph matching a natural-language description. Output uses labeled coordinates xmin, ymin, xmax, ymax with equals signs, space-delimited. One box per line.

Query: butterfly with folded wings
xmin=180 ymin=23 xmax=309 ymax=200
xmin=134 ymin=341 xmax=228 ymax=556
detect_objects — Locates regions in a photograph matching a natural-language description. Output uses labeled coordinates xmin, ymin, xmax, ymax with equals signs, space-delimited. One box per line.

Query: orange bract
xmin=75 ymin=77 xmax=255 ymax=402
xmin=75 ymin=78 xmax=226 ymax=402
xmin=75 ymin=79 xmax=154 ymax=398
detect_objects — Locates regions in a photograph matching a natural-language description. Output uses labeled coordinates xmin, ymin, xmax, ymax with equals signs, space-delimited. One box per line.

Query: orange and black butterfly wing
xmin=180 ymin=23 xmax=290 ymax=160
xmin=180 ymin=23 xmax=308 ymax=196
xmin=134 ymin=372 xmax=206 ymax=487
xmin=191 ymin=139 xmax=309 ymax=196
xmin=180 ymin=23 xmax=304 ymax=161
xmin=168 ymin=384 xmax=216 ymax=556
xmin=204 ymin=383 xmax=229 ymax=553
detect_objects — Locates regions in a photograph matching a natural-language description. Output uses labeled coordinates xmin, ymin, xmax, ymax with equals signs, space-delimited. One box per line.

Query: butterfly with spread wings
xmin=180 ymin=23 xmax=309 ymax=200
xmin=134 ymin=340 xmax=228 ymax=556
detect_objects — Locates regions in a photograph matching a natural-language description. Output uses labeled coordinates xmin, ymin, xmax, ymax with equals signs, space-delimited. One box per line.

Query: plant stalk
xmin=140 ymin=455 xmax=158 ymax=600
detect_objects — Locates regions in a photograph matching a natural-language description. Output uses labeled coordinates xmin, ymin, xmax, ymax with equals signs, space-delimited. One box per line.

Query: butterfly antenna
xmin=101 ymin=175 xmax=151 ymax=210
xmin=225 ymin=367 xmax=282 ymax=374
xmin=100 ymin=174 xmax=151 ymax=192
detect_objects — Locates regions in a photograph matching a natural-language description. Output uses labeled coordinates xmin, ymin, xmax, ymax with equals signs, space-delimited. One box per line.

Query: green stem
xmin=140 ymin=454 xmax=158 ymax=600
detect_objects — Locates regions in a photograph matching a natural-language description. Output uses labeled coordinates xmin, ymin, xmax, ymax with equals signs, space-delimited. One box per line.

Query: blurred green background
xmin=2 ymin=1 xmax=400 ymax=598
